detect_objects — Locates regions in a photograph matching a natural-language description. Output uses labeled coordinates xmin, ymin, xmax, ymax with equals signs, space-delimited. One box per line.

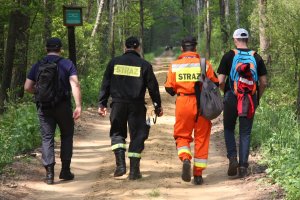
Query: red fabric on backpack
xmin=236 ymin=64 xmax=255 ymax=119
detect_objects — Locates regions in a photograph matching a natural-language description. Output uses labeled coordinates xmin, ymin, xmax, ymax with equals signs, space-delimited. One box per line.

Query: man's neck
xmin=47 ymin=52 xmax=60 ymax=56
xmin=235 ymin=44 xmax=248 ymax=49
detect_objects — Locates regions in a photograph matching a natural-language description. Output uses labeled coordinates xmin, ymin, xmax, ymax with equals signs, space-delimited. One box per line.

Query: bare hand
xmin=73 ymin=106 xmax=82 ymax=121
xmin=98 ymin=107 xmax=107 ymax=117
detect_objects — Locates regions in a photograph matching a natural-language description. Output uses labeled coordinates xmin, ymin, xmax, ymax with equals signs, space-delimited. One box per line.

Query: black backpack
xmin=35 ymin=57 xmax=65 ymax=107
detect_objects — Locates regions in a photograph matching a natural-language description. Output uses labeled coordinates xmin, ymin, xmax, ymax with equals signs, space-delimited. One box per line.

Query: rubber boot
xmin=59 ymin=160 xmax=74 ymax=180
xmin=129 ymin=157 xmax=142 ymax=180
xmin=193 ymin=176 xmax=203 ymax=185
xmin=181 ymin=159 xmax=191 ymax=182
xmin=44 ymin=163 xmax=54 ymax=185
xmin=114 ymin=149 xmax=126 ymax=177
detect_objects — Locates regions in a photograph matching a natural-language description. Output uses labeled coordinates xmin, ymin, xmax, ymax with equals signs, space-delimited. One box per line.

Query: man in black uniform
xmin=98 ymin=36 xmax=163 ymax=180
xmin=217 ymin=28 xmax=267 ymax=177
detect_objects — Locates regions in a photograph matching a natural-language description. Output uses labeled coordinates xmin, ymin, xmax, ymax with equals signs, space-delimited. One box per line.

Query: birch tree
xmin=235 ymin=0 xmax=240 ymax=28
xmin=205 ymin=0 xmax=211 ymax=58
xmin=139 ymin=0 xmax=144 ymax=57
xmin=91 ymin=0 xmax=105 ymax=37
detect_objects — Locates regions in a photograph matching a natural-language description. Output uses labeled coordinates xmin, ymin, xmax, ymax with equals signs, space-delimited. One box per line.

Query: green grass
xmin=0 ymin=102 xmax=40 ymax=172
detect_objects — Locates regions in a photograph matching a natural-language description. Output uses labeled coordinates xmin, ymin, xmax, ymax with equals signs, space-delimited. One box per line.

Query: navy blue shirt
xmin=27 ymin=55 xmax=77 ymax=92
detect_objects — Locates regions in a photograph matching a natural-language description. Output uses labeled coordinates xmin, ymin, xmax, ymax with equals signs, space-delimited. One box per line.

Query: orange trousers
xmin=174 ymin=95 xmax=212 ymax=176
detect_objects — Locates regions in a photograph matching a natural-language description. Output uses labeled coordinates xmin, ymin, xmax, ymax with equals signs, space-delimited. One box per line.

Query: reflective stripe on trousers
xmin=177 ymin=146 xmax=192 ymax=157
xmin=194 ymin=158 xmax=207 ymax=168
xmin=128 ymin=152 xmax=141 ymax=158
xmin=111 ymin=143 xmax=126 ymax=151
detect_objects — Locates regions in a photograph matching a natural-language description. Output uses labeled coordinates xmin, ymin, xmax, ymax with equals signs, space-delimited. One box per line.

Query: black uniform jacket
xmin=98 ymin=50 xmax=161 ymax=108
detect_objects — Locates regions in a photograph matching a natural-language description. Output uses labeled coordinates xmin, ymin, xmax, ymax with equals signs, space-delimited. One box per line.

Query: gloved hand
xmin=154 ymin=107 xmax=163 ymax=117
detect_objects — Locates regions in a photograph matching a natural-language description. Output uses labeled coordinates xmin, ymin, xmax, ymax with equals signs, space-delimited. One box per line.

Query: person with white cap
xmin=217 ymin=28 xmax=268 ymax=178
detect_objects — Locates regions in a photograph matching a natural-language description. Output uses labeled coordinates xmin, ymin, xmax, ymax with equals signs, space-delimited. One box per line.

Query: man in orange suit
xmin=165 ymin=36 xmax=218 ymax=185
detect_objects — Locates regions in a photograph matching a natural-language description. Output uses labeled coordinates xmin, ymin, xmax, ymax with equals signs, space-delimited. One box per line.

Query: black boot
xmin=181 ymin=159 xmax=191 ymax=182
xmin=129 ymin=158 xmax=142 ymax=180
xmin=227 ymin=157 xmax=238 ymax=176
xmin=114 ymin=149 xmax=126 ymax=177
xmin=44 ymin=163 xmax=54 ymax=185
xmin=59 ymin=160 xmax=74 ymax=180
xmin=193 ymin=176 xmax=203 ymax=185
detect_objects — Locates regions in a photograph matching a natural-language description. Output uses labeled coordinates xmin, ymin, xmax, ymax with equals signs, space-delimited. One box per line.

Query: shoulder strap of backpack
xmin=200 ymin=57 xmax=206 ymax=77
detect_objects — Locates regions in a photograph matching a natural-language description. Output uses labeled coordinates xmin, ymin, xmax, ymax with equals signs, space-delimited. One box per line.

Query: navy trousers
xmin=223 ymin=91 xmax=257 ymax=168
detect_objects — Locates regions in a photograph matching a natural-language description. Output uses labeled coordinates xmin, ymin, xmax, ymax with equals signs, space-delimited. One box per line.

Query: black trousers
xmin=110 ymin=102 xmax=150 ymax=157
xmin=38 ymin=100 xmax=74 ymax=166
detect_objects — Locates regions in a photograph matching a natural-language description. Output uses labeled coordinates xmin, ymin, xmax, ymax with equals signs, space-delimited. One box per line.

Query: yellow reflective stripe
xmin=128 ymin=152 xmax=141 ymax=158
xmin=111 ymin=143 xmax=126 ymax=151
xmin=177 ymin=146 xmax=192 ymax=156
xmin=171 ymin=63 xmax=200 ymax=72
xmin=194 ymin=158 xmax=207 ymax=168
xmin=113 ymin=65 xmax=141 ymax=77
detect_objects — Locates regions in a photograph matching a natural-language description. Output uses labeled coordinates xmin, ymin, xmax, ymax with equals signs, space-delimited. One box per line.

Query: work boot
xmin=114 ymin=149 xmax=126 ymax=177
xmin=238 ymin=167 xmax=248 ymax=178
xmin=227 ymin=157 xmax=238 ymax=176
xmin=129 ymin=157 xmax=142 ymax=180
xmin=44 ymin=164 xmax=54 ymax=185
xmin=59 ymin=160 xmax=74 ymax=180
xmin=193 ymin=176 xmax=203 ymax=185
xmin=181 ymin=159 xmax=191 ymax=182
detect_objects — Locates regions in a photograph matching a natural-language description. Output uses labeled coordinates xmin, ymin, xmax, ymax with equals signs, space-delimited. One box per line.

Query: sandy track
xmin=0 ymin=55 xmax=281 ymax=200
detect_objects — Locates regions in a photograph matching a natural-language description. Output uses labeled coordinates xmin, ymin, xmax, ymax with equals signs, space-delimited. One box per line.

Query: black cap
xmin=181 ymin=36 xmax=197 ymax=46
xmin=125 ymin=36 xmax=140 ymax=48
xmin=46 ymin=37 xmax=62 ymax=49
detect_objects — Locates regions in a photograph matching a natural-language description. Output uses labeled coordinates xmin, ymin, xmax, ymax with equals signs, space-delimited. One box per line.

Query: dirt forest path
xmin=1 ymin=53 xmax=280 ymax=200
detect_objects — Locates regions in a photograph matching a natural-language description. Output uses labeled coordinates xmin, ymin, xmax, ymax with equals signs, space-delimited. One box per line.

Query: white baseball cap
xmin=233 ymin=28 xmax=249 ymax=38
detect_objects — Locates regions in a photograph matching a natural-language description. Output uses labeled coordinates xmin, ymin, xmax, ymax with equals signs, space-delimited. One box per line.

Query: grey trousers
xmin=38 ymin=100 xmax=74 ymax=166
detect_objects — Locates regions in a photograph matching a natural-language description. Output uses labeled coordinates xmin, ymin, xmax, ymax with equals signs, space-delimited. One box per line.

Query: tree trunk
xmin=297 ymin=78 xmax=300 ymax=120
xmin=139 ymin=0 xmax=144 ymax=57
xmin=205 ymin=0 xmax=211 ymax=59
xmin=219 ymin=0 xmax=228 ymax=51
xmin=11 ymin=1 xmax=31 ymax=99
xmin=44 ymin=0 xmax=53 ymax=42
xmin=0 ymin=16 xmax=5 ymax=84
xmin=182 ymin=0 xmax=186 ymax=32
xmin=109 ymin=0 xmax=115 ymax=58
xmin=235 ymin=0 xmax=240 ymax=28
xmin=224 ymin=0 xmax=229 ymax=17
xmin=0 ymin=10 xmax=19 ymax=113
xmin=259 ymin=0 xmax=271 ymax=85
xmin=84 ymin=0 xmax=95 ymax=21
xmin=196 ymin=0 xmax=204 ymax=44
xmin=91 ymin=0 xmax=105 ymax=37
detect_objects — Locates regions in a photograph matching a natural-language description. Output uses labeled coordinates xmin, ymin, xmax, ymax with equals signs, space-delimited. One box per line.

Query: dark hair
xmin=125 ymin=36 xmax=140 ymax=49
xmin=235 ymin=38 xmax=248 ymax=43
xmin=182 ymin=45 xmax=196 ymax=52
xmin=46 ymin=48 xmax=61 ymax=53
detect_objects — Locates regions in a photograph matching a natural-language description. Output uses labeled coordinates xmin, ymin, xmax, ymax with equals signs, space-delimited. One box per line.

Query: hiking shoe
xmin=44 ymin=164 xmax=54 ymax=185
xmin=59 ymin=170 xmax=74 ymax=180
xmin=193 ymin=176 xmax=203 ymax=185
xmin=227 ymin=157 xmax=238 ymax=176
xmin=181 ymin=159 xmax=191 ymax=182
xmin=238 ymin=167 xmax=248 ymax=178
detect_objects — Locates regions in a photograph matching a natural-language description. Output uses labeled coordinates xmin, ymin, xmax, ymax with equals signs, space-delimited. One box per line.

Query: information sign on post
xmin=63 ymin=6 xmax=83 ymax=68
xmin=63 ymin=6 xmax=83 ymax=26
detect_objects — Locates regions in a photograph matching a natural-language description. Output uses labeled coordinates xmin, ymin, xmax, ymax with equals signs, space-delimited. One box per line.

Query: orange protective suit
xmin=165 ymin=51 xmax=219 ymax=176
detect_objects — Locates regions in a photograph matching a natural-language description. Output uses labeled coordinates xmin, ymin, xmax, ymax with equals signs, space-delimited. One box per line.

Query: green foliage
xmin=252 ymin=71 xmax=300 ymax=199
xmin=0 ymin=102 xmax=40 ymax=171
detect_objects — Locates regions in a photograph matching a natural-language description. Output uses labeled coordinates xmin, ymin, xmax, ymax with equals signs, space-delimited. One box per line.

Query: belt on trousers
xmin=177 ymin=93 xmax=195 ymax=96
